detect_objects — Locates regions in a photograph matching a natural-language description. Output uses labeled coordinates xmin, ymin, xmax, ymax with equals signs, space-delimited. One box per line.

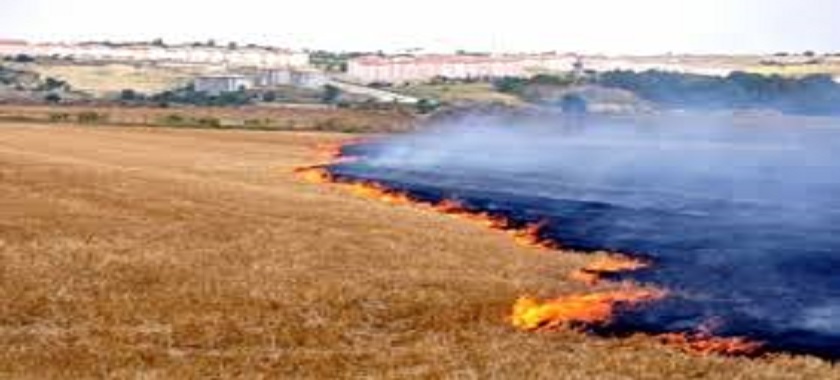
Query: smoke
xmin=330 ymin=112 xmax=840 ymax=358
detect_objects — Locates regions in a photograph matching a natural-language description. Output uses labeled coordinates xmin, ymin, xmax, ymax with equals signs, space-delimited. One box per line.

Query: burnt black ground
xmin=329 ymin=114 xmax=840 ymax=358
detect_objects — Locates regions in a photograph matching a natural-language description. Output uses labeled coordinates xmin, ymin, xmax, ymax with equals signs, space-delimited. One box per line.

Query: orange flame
xmin=297 ymin=140 xmax=766 ymax=359
xmin=311 ymin=141 xmax=365 ymax=164
xmin=345 ymin=181 xmax=417 ymax=206
xmin=294 ymin=165 xmax=335 ymax=184
xmin=569 ymin=255 xmax=650 ymax=285
xmin=658 ymin=333 xmax=764 ymax=357
xmin=313 ymin=142 xmax=343 ymax=158
xmin=511 ymin=288 xmax=666 ymax=330
xmin=301 ymin=167 xmax=562 ymax=251
xmin=510 ymin=221 xmax=562 ymax=250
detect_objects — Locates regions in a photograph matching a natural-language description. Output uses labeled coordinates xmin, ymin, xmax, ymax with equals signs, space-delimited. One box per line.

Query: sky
xmin=1 ymin=0 xmax=839 ymax=54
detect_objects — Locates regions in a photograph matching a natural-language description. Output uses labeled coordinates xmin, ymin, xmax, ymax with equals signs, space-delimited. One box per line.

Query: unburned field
xmin=0 ymin=123 xmax=836 ymax=378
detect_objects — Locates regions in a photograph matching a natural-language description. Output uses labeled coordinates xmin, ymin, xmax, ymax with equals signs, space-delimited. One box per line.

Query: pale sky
xmin=1 ymin=0 xmax=839 ymax=54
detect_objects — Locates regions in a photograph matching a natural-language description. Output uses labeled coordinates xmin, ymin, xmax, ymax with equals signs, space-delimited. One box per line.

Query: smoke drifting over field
xmin=328 ymin=114 xmax=840 ymax=358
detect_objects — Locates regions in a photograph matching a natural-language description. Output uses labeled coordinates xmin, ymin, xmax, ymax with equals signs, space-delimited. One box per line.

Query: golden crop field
xmin=0 ymin=123 xmax=836 ymax=378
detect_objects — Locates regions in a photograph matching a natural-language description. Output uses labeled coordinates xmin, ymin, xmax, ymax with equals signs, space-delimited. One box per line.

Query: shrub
xmin=322 ymin=85 xmax=342 ymax=104
xmin=560 ymin=94 xmax=588 ymax=114
xmin=12 ymin=54 xmax=35 ymax=63
xmin=195 ymin=117 xmax=221 ymax=128
xmin=416 ymin=98 xmax=440 ymax=114
xmin=120 ymin=89 xmax=141 ymax=102
xmin=160 ymin=114 xmax=186 ymax=126
xmin=77 ymin=112 xmax=108 ymax=124
xmin=44 ymin=93 xmax=61 ymax=103
xmin=49 ymin=113 xmax=71 ymax=122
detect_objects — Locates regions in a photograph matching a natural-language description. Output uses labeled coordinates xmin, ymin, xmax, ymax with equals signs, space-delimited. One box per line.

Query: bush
xmin=160 ymin=114 xmax=186 ymax=126
xmin=44 ymin=93 xmax=61 ymax=103
xmin=196 ymin=117 xmax=222 ymax=128
xmin=261 ymin=91 xmax=278 ymax=102
xmin=77 ymin=112 xmax=108 ymax=124
xmin=559 ymin=94 xmax=588 ymax=114
xmin=41 ymin=77 xmax=69 ymax=91
xmin=493 ymin=77 xmax=528 ymax=94
xmin=49 ymin=113 xmax=71 ymax=122
xmin=120 ymin=89 xmax=141 ymax=102
xmin=12 ymin=54 xmax=35 ymax=63
xmin=322 ymin=85 xmax=342 ymax=104
xmin=416 ymin=98 xmax=440 ymax=114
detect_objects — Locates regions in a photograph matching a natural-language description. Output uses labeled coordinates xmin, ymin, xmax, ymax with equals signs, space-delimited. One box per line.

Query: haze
xmin=1 ymin=0 xmax=839 ymax=54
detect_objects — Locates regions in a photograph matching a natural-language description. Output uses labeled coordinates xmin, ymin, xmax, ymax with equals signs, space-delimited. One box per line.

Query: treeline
xmin=595 ymin=70 xmax=840 ymax=116
xmin=492 ymin=70 xmax=840 ymax=116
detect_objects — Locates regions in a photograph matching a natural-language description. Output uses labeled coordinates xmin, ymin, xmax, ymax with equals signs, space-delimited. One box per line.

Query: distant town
xmin=1 ymin=38 xmax=839 ymax=115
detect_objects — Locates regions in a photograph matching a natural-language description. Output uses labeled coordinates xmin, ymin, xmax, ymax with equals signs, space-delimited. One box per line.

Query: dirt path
xmin=0 ymin=123 xmax=833 ymax=378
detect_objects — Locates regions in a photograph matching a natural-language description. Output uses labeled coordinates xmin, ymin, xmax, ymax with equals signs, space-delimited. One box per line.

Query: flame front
xmin=659 ymin=333 xmax=764 ymax=357
xmin=511 ymin=288 xmax=666 ymax=330
xmin=296 ymin=140 xmax=769 ymax=359
xmin=294 ymin=165 xmax=334 ymax=184
xmin=569 ymin=255 xmax=650 ymax=285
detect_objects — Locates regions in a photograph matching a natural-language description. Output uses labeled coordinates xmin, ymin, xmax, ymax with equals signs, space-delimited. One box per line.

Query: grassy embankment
xmin=0 ymin=105 xmax=414 ymax=133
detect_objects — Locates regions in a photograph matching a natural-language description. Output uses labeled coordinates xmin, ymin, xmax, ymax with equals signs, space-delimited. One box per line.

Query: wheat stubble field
xmin=0 ymin=123 xmax=836 ymax=379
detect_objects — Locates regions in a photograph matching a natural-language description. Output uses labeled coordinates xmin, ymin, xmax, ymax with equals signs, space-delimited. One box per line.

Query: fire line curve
xmin=294 ymin=140 xmax=766 ymax=358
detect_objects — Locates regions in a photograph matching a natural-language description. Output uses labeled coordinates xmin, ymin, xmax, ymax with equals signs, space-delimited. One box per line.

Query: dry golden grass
xmin=746 ymin=63 xmax=840 ymax=77
xmin=398 ymin=83 xmax=523 ymax=105
xmin=0 ymin=122 xmax=837 ymax=378
xmin=30 ymin=63 xmax=205 ymax=96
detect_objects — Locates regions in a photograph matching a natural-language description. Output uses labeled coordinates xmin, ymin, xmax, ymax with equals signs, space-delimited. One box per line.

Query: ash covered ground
xmin=329 ymin=113 xmax=840 ymax=358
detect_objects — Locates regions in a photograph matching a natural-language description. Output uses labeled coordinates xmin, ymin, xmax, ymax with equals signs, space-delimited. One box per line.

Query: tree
xmin=120 ymin=89 xmax=140 ymax=101
xmin=13 ymin=54 xmax=35 ymax=63
xmin=44 ymin=93 xmax=61 ymax=103
xmin=42 ymin=77 xmax=68 ymax=91
xmin=560 ymin=93 xmax=588 ymax=114
xmin=322 ymin=84 xmax=342 ymax=104
xmin=152 ymin=38 xmax=165 ymax=47
xmin=262 ymin=91 xmax=278 ymax=102
xmin=531 ymin=74 xmax=574 ymax=87
xmin=228 ymin=42 xmax=238 ymax=50
xmin=415 ymin=98 xmax=439 ymax=114
xmin=493 ymin=77 xmax=528 ymax=94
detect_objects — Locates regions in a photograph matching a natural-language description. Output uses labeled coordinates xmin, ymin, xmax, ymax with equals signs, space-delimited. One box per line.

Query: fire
xmin=311 ymin=140 xmax=364 ymax=164
xmin=313 ymin=142 xmax=344 ymax=159
xmin=294 ymin=165 xmax=334 ymax=184
xmin=569 ymin=255 xmax=650 ymax=285
xmin=297 ymin=140 xmax=765 ymax=359
xmin=441 ymin=208 xmax=511 ymax=230
xmin=296 ymin=165 xmax=418 ymax=206
xmin=344 ymin=181 xmax=417 ymax=205
xmin=511 ymin=288 xmax=666 ymax=330
xmin=658 ymin=333 xmax=764 ymax=357
xmin=510 ymin=221 xmax=561 ymax=250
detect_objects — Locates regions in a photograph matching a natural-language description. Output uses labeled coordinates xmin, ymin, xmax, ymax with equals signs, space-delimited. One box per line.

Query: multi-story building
xmin=257 ymin=69 xmax=328 ymax=89
xmin=346 ymin=54 xmax=580 ymax=84
xmin=194 ymin=75 xmax=254 ymax=95
xmin=0 ymin=40 xmax=310 ymax=69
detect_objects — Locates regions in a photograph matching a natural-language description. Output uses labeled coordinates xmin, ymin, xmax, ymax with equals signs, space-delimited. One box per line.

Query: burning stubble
xmin=297 ymin=113 xmax=840 ymax=359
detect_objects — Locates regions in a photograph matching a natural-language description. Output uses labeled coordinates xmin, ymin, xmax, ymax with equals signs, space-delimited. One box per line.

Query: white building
xmin=0 ymin=40 xmax=310 ymax=69
xmin=258 ymin=69 xmax=328 ymax=89
xmin=0 ymin=39 xmax=29 ymax=57
xmin=194 ymin=75 xmax=254 ymax=95
xmin=347 ymin=54 xmax=580 ymax=84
